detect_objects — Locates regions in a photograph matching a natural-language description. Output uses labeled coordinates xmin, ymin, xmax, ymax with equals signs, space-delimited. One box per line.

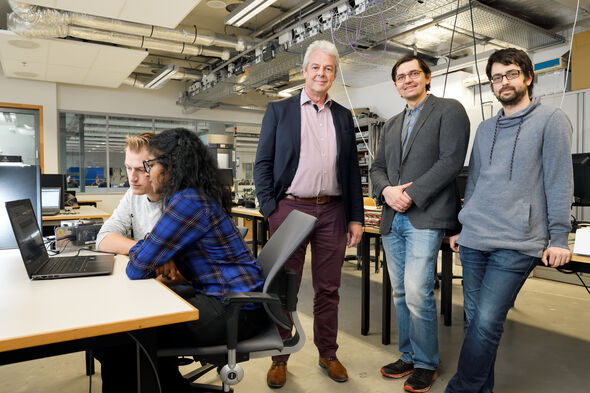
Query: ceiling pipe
xmin=7 ymin=1 xmax=239 ymax=55
xmin=253 ymin=0 xmax=317 ymax=38
xmin=8 ymin=13 xmax=231 ymax=60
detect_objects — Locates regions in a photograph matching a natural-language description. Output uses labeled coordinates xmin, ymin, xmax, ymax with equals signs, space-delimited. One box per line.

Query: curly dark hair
xmin=147 ymin=128 xmax=231 ymax=214
xmin=486 ymin=48 xmax=534 ymax=97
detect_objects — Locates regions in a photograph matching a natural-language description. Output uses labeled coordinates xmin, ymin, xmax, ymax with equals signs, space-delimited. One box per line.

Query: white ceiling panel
xmin=92 ymin=46 xmax=147 ymax=72
xmin=47 ymin=41 xmax=97 ymax=67
xmin=0 ymin=30 xmax=148 ymax=88
xmin=2 ymin=58 xmax=45 ymax=78
xmin=23 ymin=0 xmax=203 ymax=28
xmin=46 ymin=63 xmax=86 ymax=83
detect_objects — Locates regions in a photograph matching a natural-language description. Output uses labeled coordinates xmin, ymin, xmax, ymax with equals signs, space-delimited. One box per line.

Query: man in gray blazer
xmin=370 ymin=54 xmax=469 ymax=393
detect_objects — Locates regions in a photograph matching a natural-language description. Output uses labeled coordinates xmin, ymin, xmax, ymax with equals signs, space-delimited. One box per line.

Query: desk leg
xmin=361 ymin=232 xmax=370 ymax=336
xmin=441 ymin=249 xmax=453 ymax=326
xmin=252 ymin=218 xmax=259 ymax=258
xmin=381 ymin=252 xmax=391 ymax=345
xmin=133 ymin=328 xmax=159 ymax=393
xmin=261 ymin=219 xmax=268 ymax=247
xmin=85 ymin=349 xmax=95 ymax=375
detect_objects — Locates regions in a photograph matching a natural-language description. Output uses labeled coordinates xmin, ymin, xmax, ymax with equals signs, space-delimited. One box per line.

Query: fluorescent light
xmin=224 ymin=0 xmax=278 ymax=27
xmin=278 ymin=83 xmax=304 ymax=97
xmin=144 ymin=65 xmax=179 ymax=89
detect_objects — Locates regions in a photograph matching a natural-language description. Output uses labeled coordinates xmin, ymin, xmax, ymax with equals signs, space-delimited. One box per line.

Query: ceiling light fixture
xmin=207 ymin=0 xmax=227 ymax=9
xmin=277 ymin=83 xmax=305 ymax=98
xmin=224 ymin=0 xmax=278 ymax=27
xmin=144 ymin=65 xmax=179 ymax=89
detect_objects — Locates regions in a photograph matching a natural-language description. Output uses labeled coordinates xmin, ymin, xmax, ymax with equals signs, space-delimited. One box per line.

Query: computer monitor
xmin=0 ymin=164 xmax=41 ymax=249
xmin=572 ymin=153 xmax=590 ymax=206
xmin=41 ymin=173 xmax=67 ymax=209
xmin=218 ymin=168 xmax=234 ymax=188
xmin=456 ymin=166 xmax=469 ymax=200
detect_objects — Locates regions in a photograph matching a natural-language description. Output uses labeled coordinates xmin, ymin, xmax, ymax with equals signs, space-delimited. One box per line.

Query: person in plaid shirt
xmin=99 ymin=128 xmax=265 ymax=393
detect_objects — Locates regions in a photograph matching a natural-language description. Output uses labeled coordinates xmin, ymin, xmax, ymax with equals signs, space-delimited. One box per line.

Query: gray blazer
xmin=370 ymin=94 xmax=470 ymax=234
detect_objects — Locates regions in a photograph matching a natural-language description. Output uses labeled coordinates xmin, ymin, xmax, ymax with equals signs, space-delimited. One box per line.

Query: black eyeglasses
xmin=490 ymin=69 xmax=522 ymax=84
xmin=142 ymin=158 xmax=161 ymax=174
xmin=395 ymin=70 xmax=423 ymax=83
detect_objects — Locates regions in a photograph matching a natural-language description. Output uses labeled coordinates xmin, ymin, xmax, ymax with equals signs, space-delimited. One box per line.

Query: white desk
xmin=0 ymin=250 xmax=198 ymax=391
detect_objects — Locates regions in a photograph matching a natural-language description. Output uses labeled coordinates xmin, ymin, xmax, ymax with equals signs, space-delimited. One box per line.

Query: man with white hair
xmin=255 ymin=40 xmax=364 ymax=388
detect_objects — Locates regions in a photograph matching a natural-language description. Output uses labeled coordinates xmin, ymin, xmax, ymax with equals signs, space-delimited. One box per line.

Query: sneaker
xmin=380 ymin=359 xmax=414 ymax=379
xmin=404 ymin=368 xmax=437 ymax=393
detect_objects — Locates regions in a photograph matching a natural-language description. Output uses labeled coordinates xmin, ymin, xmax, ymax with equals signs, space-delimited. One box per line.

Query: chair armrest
xmin=221 ymin=292 xmax=280 ymax=350
xmin=222 ymin=291 xmax=280 ymax=306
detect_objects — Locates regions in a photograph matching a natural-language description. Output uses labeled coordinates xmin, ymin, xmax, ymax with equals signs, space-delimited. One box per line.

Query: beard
xmin=494 ymin=85 xmax=527 ymax=106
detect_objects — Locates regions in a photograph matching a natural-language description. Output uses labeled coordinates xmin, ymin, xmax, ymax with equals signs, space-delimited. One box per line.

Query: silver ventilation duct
xmin=7 ymin=1 xmax=237 ymax=59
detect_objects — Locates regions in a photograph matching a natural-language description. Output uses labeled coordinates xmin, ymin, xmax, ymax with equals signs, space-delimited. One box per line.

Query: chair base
xmin=188 ymin=382 xmax=233 ymax=392
xmin=183 ymin=364 xmax=233 ymax=393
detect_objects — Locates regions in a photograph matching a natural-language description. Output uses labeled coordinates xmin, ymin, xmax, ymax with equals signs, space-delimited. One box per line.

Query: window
xmin=60 ymin=112 xmax=197 ymax=192
xmin=0 ymin=104 xmax=42 ymax=168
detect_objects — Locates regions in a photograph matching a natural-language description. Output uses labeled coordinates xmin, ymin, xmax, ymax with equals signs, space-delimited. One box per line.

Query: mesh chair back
xmin=257 ymin=210 xmax=316 ymax=327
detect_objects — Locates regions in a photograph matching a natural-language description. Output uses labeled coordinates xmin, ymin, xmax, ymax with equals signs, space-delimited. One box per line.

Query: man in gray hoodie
xmin=445 ymin=48 xmax=573 ymax=393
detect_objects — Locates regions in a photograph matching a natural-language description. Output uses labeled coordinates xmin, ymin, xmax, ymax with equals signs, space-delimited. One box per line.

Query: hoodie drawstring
xmin=489 ymin=116 xmax=523 ymax=181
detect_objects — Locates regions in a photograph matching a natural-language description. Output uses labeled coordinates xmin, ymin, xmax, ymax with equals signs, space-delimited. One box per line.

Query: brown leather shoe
xmin=319 ymin=356 xmax=348 ymax=382
xmin=267 ymin=361 xmax=287 ymax=388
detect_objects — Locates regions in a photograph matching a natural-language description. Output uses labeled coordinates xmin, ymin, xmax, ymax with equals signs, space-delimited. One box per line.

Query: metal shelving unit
xmin=354 ymin=114 xmax=384 ymax=197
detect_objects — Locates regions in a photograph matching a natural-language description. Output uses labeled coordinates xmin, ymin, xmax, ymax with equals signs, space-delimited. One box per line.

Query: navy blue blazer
xmin=254 ymin=92 xmax=364 ymax=227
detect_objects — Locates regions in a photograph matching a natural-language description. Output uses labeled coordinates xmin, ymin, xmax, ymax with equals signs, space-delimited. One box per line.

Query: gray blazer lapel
xmin=390 ymin=113 xmax=404 ymax=165
xmin=402 ymin=95 xmax=436 ymax=162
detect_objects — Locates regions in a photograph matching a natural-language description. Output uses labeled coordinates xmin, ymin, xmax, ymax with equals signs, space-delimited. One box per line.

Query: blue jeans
xmin=381 ymin=213 xmax=444 ymax=370
xmin=445 ymin=247 xmax=539 ymax=393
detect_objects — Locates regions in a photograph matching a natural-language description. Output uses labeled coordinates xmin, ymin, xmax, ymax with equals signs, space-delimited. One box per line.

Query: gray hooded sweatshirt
xmin=458 ymin=97 xmax=573 ymax=258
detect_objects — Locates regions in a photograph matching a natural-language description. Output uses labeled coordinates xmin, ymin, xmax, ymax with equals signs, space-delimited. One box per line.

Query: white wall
xmin=0 ymin=70 xmax=58 ymax=172
xmin=1 ymin=68 xmax=264 ymax=176
xmin=57 ymin=80 xmax=263 ymax=124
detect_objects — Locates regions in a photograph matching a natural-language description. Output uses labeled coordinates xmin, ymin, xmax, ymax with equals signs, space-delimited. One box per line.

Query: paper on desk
xmin=573 ymin=227 xmax=590 ymax=256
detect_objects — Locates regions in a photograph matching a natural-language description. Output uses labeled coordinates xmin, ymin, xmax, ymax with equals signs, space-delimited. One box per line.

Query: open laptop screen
xmin=42 ymin=187 xmax=61 ymax=210
xmin=5 ymin=199 xmax=49 ymax=277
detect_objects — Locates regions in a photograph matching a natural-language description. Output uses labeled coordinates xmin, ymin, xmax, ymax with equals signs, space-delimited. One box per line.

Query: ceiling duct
xmin=8 ymin=13 xmax=231 ymax=60
xmin=7 ymin=1 xmax=235 ymax=59
xmin=180 ymin=0 xmax=567 ymax=110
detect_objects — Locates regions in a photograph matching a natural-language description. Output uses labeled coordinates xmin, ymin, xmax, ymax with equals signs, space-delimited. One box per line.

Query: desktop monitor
xmin=572 ymin=153 xmax=590 ymax=206
xmin=0 ymin=164 xmax=41 ymax=249
xmin=41 ymin=173 xmax=67 ymax=209
xmin=455 ymin=166 xmax=469 ymax=200
xmin=218 ymin=168 xmax=234 ymax=188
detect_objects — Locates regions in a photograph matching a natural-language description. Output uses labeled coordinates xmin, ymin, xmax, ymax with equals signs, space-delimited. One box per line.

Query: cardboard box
xmin=572 ymin=30 xmax=590 ymax=91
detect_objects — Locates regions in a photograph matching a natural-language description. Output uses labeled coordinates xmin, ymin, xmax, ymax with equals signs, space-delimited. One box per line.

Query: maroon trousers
xmin=268 ymin=198 xmax=347 ymax=361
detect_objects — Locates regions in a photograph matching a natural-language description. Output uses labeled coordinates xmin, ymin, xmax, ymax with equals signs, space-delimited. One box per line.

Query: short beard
xmin=495 ymin=86 xmax=527 ymax=106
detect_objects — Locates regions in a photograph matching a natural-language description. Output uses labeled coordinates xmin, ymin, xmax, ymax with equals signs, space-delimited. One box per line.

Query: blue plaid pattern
xmin=127 ymin=188 xmax=264 ymax=298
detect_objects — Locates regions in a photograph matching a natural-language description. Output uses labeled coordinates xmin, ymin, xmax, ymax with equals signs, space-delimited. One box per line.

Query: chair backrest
xmin=256 ymin=210 xmax=316 ymax=327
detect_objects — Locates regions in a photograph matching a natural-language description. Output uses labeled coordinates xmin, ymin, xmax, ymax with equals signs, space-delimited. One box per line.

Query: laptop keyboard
xmin=45 ymin=256 xmax=92 ymax=274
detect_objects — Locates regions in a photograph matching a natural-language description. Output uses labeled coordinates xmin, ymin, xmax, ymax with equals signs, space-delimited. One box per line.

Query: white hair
xmin=302 ymin=40 xmax=340 ymax=72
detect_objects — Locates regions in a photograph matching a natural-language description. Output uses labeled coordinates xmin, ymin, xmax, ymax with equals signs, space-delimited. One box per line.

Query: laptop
xmin=5 ymin=199 xmax=114 ymax=280
xmin=41 ymin=187 xmax=61 ymax=216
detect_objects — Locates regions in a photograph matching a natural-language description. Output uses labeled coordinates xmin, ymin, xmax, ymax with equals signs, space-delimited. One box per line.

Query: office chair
xmin=344 ymin=197 xmax=381 ymax=272
xmin=158 ymin=209 xmax=317 ymax=392
xmin=85 ymin=227 xmax=252 ymax=376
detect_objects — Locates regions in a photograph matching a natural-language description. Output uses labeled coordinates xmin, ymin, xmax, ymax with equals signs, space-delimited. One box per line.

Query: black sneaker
xmin=380 ymin=359 xmax=414 ymax=379
xmin=404 ymin=368 xmax=437 ymax=392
